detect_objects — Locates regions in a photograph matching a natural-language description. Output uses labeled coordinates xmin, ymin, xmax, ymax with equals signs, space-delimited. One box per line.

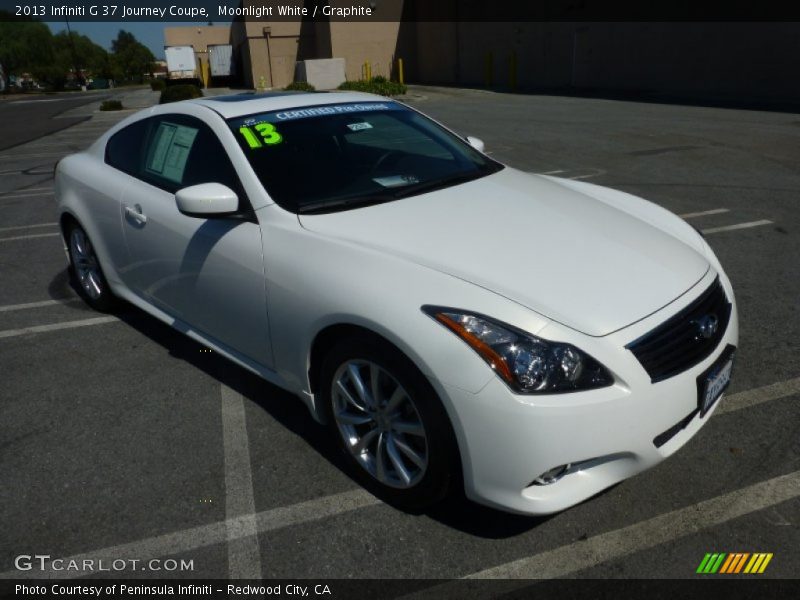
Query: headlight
xmin=423 ymin=306 xmax=613 ymax=393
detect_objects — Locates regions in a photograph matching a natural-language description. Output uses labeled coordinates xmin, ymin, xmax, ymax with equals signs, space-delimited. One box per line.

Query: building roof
xmin=190 ymin=91 xmax=391 ymax=119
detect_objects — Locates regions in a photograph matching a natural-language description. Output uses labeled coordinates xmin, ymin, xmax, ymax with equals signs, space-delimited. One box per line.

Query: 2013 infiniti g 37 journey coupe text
xmin=55 ymin=92 xmax=738 ymax=515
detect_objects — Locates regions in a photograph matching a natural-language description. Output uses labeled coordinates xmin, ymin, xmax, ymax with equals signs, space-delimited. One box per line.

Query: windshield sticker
xmin=238 ymin=123 xmax=282 ymax=148
xmin=346 ymin=122 xmax=373 ymax=132
xmin=145 ymin=122 xmax=198 ymax=184
xmin=373 ymin=174 xmax=420 ymax=188
xmin=271 ymin=102 xmax=397 ymax=122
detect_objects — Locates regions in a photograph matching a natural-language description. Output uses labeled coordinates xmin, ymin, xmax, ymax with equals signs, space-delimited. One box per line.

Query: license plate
xmin=698 ymin=347 xmax=735 ymax=416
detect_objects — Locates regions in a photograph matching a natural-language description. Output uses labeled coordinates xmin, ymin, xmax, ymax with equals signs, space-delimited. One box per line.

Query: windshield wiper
xmin=296 ymin=194 xmax=397 ymax=214
xmin=297 ymin=167 xmax=499 ymax=214
xmin=391 ymin=169 xmax=491 ymax=199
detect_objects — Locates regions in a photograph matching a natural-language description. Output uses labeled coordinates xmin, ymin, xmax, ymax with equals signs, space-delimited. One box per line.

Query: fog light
xmin=532 ymin=463 xmax=571 ymax=486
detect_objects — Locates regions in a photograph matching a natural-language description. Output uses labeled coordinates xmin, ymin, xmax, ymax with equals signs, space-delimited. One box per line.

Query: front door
xmin=118 ymin=113 xmax=272 ymax=367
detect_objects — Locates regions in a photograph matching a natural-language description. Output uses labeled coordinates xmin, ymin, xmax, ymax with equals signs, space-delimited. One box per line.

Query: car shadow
xmin=51 ymin=271 xmax=553 ymax=538
xmin=47 ymin=267 xmax=74 ymax=300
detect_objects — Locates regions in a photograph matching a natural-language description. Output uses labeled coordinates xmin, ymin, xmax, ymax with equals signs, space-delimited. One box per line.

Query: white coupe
xmin=55 ymin=91 xmax=738 ymax=515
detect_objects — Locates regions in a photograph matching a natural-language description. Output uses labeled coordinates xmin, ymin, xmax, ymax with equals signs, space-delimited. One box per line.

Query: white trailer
xmin=165 ymin=46 xmax=197 ymax=79
xmin=208 ymin=45 xmax=234 ymax=78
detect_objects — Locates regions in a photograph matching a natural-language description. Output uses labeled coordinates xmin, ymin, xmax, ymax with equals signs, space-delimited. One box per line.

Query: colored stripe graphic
xmin=698 ymin=552 xmax=773 ymax=574
xmin=730 ymin=553 xmax=749 ymax=573
xmin=697 ymin=553 xmax=727 ymax=573
xmin=731 ymin=552 xmax=750 ymax=573
xmin=744 ymin=553 xmax=774 ymax=574
xmin=719 ymin=554 xmax=736 ymax=573
xmin=758 ymin=554 xmax=774 ymax=573
xmin=696 ymin=553 xmax=713 ymax=573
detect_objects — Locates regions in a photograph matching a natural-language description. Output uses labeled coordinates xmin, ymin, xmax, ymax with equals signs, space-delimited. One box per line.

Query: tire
xmin=320 ymin=334 xmax=459 ymax=510
xmin=66 ymin=222 xmax=116 ymax=312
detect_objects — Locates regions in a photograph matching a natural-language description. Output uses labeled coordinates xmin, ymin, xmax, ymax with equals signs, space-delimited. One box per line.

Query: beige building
xmin=163 ymin=25 xmax=232 ymax=85
xmin=165 ymin=1 xmax=800 ymax=103
xmin=229 ymin=2 xmax=406 ymax=89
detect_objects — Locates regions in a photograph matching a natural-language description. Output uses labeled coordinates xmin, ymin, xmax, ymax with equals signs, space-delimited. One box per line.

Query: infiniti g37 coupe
xmin=54 ymin=91 xmax=738 ymax=515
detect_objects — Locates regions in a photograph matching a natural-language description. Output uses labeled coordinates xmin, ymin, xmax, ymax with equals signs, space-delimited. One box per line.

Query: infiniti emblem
xmin=693 ymin=314 xmax=719 ymax=340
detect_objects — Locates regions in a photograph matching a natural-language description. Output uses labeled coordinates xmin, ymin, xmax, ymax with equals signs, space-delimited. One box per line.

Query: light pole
xmin=64 ymin=16 xmax=85 ymax=89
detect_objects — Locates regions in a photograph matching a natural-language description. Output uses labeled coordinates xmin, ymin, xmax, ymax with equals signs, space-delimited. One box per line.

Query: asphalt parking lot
xmin=1 ymin=86 xmax=798 ymax=588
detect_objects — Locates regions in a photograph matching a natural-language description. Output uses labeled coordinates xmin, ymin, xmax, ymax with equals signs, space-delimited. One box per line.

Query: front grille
xmin=627 ymin=278 xmax=731 ymax=383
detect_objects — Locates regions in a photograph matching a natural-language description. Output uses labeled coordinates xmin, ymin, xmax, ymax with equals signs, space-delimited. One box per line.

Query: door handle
xmin=124 ymin=204 xmax=147 ymax=225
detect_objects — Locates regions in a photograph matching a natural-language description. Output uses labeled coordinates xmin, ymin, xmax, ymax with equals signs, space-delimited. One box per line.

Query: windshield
xmin=227 ymin=101 xmax=502 ymax=213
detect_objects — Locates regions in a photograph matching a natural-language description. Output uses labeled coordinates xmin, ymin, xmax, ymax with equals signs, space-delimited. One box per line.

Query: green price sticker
xmin=239 ymin=123 xmax=282 ymax=148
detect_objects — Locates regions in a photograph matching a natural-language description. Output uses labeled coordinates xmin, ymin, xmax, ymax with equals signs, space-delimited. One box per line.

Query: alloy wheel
xmin=69 ymin=228 xmax=103 ymax=300
xmin=331 ymin=360 xmax=429 ymax=489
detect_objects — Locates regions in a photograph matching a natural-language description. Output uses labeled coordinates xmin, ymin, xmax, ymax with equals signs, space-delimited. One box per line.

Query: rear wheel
xmin=320 ymin=335 xmax=458 ymax=510
xmin=66 ymin=222 xmax=115 ymax=312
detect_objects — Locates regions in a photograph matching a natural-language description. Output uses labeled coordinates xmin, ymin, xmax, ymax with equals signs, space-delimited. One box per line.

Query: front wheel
xmin=66 ymin=222 xmax=115 ymax=312
xmin=320 ymin=335 xmax=459 ymax=510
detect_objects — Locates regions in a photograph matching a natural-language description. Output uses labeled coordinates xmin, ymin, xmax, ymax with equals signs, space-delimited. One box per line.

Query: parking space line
xmin=702 ymin=220 xmax=773 ymax=235
xmin=391 ymin=469 xmax=800 ymax=597
xmin=0 ymin=186 xmax=53 ymax=195
xmin=0 ymin=222 xmax=57 ymax=233
xmin=679 ymin=208 xmax=729 ymax=219
xmin=0 ymin=373 xmax=795 ymax=580
xmin=472 ymin=470 xmax=800 ymax=580
xmin=0 ymin=232 xmax=60 ymax=242
xmin=0 ymin=298 xmax=77 ymax=313
xmin=568 ymin=168 xmax=606 ymax=180
xmin=457 ymin=470 xmax=800 ymax=582
xmin=0 ymin=153 xmax=65 ymax=160
xmin=539 ymin=170 xmax=564 ymax=175
xmin=717 ymin=377 xmax=800 ymax=415
xmin=0 ymin=192 xmax=55 ymax=202
xmin=221 ymin=384 xmax=263 ymax=579
xmin=0 ymin=489 xmax=379 ymax=580
xmin=0 ymin=316 xmax=117 ymax=339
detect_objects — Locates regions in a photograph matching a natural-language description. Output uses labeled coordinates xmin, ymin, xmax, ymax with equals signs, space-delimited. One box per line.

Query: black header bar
xmin=2 ymin=1 xmax=800 ymax=23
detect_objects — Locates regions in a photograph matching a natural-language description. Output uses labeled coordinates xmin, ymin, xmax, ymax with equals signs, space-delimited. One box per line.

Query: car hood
xmin=298 ymin=168 xmax=709 ymax=336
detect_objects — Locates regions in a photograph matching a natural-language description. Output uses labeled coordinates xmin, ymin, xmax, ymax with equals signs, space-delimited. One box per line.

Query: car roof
xmin=190 ymin=90 xmax=396 ymax=119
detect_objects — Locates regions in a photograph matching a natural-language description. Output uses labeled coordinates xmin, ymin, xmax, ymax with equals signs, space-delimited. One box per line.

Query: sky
xmin=45 ymin=21 xmax=231 ymax=60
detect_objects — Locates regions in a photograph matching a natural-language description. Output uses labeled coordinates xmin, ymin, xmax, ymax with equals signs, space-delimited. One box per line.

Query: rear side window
xmin=106 ymin=114 xmax=247 ymax=207
xmin=140 ymin=114 xmax=244 ymax=199
xmin=105 ymin=119 xmax=150 ymax=175
xmin=143 ymin=120 xmax=199 ymax=187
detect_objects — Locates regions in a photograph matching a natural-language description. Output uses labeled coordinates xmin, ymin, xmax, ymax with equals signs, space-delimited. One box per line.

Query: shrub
xmin=159 ymin=84 xmax=202 ymax=104
xmin=99 ymin=100 xmax=123 ymax=111
xmin=150 ymin=79 xmax=166 ymax=91
xmin=283 ymin=81 xmax=315 ymax=91
xmin=337 ymin=79 xmax=406 ymax=97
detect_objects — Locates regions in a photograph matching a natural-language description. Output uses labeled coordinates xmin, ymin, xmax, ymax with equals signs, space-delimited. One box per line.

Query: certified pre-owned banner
xmin=2 ymin=0 xmax=799 ymax=23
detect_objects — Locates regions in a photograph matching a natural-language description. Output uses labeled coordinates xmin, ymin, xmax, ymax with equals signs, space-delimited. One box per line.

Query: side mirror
xmin=175 ymin=183 xmax=239 ymax=217
xmin=466 ymin=136 xmax=485 ymax=153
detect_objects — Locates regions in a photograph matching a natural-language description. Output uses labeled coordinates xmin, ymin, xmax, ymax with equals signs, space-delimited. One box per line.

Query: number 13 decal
xmin=239 ymin=123 xmax=282 ymax=148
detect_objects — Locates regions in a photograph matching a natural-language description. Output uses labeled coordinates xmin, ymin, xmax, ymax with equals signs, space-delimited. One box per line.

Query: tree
xmin=0 ymin=11 xmax=56 ymax=88
xmin=111 ymin=30 xmax=155 ymax=83
xmin=52 ymin=31 xmax=112 ymax=83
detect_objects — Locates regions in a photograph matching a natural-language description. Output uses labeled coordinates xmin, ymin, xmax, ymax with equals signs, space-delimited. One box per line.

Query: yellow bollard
xmin=398 ymin=58 xmax=404 ymax=85
xmin=201 ymin=61 xmax=209 ymax=88
xmin=509 ymin=51 xmax=517 ymax=91
xmin=485 ymin=52 xmax=493 ymax=88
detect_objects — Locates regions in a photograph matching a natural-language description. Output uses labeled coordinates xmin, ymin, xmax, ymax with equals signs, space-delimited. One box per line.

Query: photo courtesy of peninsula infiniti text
xmin=54 ymin=91 xmax=738 ymax=515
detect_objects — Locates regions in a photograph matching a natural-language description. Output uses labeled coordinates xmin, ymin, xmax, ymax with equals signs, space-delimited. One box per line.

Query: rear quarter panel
xmin=56 ymin=152 xmax=131 ymax=286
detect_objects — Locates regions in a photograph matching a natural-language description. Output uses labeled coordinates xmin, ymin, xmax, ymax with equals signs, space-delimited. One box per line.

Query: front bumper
xmin=438 ymin=270 xmax=739 ymax=515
